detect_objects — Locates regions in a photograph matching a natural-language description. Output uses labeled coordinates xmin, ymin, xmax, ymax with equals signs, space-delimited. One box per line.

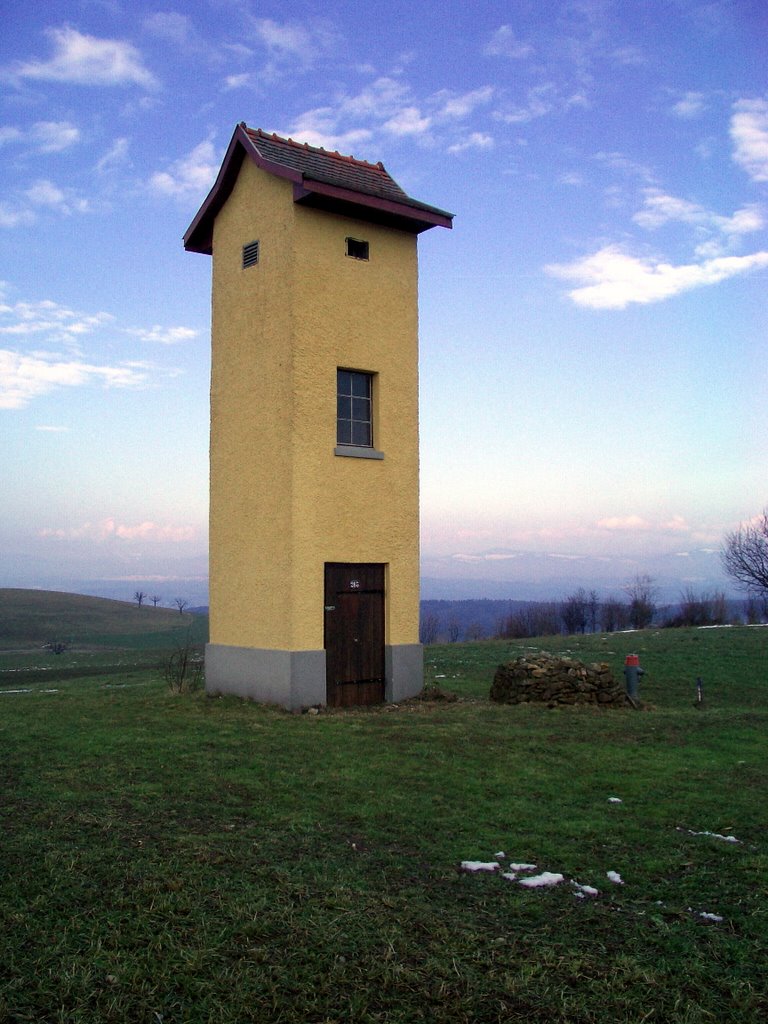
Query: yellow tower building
xmin=184 ymin=124 xmax=452 ymax=708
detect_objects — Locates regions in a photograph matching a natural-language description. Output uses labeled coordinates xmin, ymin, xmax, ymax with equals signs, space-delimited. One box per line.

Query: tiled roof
xmin=243 ymin=127 xmax=433 ymax=213
xmin=184 ymin=123 xmax=453 ymax=254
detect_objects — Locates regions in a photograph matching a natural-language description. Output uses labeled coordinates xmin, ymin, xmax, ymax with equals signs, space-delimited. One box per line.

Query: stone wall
xmin=490 ymin=652 xmax=629 ymax=707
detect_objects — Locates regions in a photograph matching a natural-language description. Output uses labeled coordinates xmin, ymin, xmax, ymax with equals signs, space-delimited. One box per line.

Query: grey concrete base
xmin=385 ymin=643 xmax=424 ymax=702
xmin=206 ymin=641 xmax=424 ymax=709
xmin=205 ymin=644 xmax=326 ymax=710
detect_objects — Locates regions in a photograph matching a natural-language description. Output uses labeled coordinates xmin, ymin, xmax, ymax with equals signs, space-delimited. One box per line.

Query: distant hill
xmin=0 ymin=589 xmax=201 ymax=645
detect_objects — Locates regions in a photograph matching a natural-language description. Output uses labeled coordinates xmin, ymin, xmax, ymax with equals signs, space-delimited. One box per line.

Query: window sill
xmin=334 ymin=445 xmax=384 ymax=460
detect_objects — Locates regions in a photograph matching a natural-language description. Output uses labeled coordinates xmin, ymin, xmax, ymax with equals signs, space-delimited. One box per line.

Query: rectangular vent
xmin=242 ymin=240 xmax=260 ymax=268
xmin=346 ymin=237 xmax=369 ymax=261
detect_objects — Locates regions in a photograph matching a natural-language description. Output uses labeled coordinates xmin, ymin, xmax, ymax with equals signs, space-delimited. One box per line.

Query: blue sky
xmin=1 ymin=0 xmax=766 ymax=601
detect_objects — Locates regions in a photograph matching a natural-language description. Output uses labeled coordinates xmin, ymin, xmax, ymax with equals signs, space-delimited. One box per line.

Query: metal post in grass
xmin=623 ymin=654 xmax=644 ymax=700
xmin=695 ymin=676 xmax=704 ymax=708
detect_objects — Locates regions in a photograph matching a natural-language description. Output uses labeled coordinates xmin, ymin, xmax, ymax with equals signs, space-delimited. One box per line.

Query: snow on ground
xmin=690 ymin=910 xmax=724 ymax=922
xmin=517 ymin=871 xmax=564 ymax=888
xmin=677 ymin=827 xmax=740 ymax=843
xmin=458 ymin=796 xmax=738 ymax=923
xmin=573 ymin=882 xmax=600 ymax=897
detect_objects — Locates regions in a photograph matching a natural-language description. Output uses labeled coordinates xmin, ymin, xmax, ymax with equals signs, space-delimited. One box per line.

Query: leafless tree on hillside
xmin=134 ymin=590 xmax=147 ymax=608
xmin=174 ymin=597 xmax=189 ymax=615
xmin=419 ymin=613 xmax=440 ymax=645
xmin=623 ymin=575 xmax=657 ymax=630
xmin=151 ymin=595 xmax=162 ymax=607
xmin=722 ymin=510 xmax=768 ymax=595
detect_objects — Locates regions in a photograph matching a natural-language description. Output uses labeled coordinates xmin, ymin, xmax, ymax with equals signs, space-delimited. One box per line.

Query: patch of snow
xmin=572 ymin=881 xmax=599 ymax=897
xmin=0 ymin=688 xmax=31 ymax=694
xmin=677 ymin=827 xmax=740 ymax=844
xmin=697 ymin=624 xmax=733 ymax=630
xmin=501 ymin=872 xmax=517 ymax=882
xmin=494 ymin=851 xmax=506 ymax=859
xmin=460 ymin=860 xmax=499 ymax=873
xmin=608 ymin=797 xmax=622 ymax=803
xmin=689 ymin=909 xmax=723 ymax=922
xmin=518 ymin=871 xmax=564 ymax=888
xmin=606 ymin=871 xmax=624 ymax=884
xmin=508 ymin=862 xmax=537 ymax=871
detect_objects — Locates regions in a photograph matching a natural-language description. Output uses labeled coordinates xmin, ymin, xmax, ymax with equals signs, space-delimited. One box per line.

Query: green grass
xmin=0 ymin=589 xmax=208 ymax=685
xmin=1 ymin=618 xmax=767 ymax=1022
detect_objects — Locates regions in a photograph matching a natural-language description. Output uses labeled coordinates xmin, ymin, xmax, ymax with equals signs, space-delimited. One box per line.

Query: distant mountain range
xmin=0 ymin=544 xmax=739 ymax=611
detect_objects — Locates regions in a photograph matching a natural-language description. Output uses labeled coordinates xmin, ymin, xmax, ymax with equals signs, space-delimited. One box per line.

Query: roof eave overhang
xmin=292 ymin=180 xmax=453 ymax=234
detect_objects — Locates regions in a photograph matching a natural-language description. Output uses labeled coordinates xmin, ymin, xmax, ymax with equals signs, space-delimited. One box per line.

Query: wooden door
xmin=324 ymin=563 xmax=385 ymax=707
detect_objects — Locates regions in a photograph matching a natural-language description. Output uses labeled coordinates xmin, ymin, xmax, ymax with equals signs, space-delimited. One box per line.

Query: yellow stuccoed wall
xmin=209 ymin=157 xmax=420 ymax=652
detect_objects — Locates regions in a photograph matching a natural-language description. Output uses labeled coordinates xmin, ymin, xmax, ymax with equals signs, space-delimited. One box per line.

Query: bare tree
xmin=447 ymin=619 xmax=461 ymax=643
xmin=601 ymin=596 xmax=629 ymax=633
xmin=587 ymin=590 xmax=600 ymax=633
xmin=722 ymin=510 xmax=768 ymax=595
xmin=623 ymin=575 xmax=657 ymax=630
xmin=151 ymin=595 xmax=162 ymax=608
xmin=465 ymin=622 xmax=486 ymax=641
xmin=134 ymin=590 xmax=147 ymax=608
xmin=561 ymin=588 xmax=588 ymax=635
xmin=419 ymin=613 xmax=440 ymax=645
xmin=173 ymin=597 xmax=189 ymax=615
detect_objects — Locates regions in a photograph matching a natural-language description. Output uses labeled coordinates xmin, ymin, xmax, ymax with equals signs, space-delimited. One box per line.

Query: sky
xmin=1 ymin=0 xmax=766 ymax=603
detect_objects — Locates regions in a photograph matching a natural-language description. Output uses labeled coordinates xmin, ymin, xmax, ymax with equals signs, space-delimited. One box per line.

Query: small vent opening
xmin=242 ymin=240 xmax=260 ymax=268
xmin=346 ymin=237 xmax=369 ymax=261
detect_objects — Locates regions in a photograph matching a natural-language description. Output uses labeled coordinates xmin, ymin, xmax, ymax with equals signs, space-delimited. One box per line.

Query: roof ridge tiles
xmin=245 ymin=125 xmax=386 ymax=173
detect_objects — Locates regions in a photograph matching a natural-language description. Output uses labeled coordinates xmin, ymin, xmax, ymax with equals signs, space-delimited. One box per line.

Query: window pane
xmin=337 ymin=420 xmax=352 ymax=445
xmin=351 ymin=373 xmax=370 ymax=398
xmin=337 ymin=370 xmax=352 ymax=396
xmin=351 ymin=420 xmax=372 ymax=446
xmin=337 ymin=396 xmax=351 ymax=420
xmin=352 ymin=397 xmax=370 ymax=421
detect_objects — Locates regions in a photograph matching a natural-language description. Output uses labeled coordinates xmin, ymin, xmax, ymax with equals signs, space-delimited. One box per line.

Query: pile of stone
xmin=490 ymin=652 xmax=630 ymax=708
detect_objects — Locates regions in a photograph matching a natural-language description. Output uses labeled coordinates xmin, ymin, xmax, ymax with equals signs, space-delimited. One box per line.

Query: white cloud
xmin=597 ymin=515 xmax=652 ymax=532
xmin=149 ymin=140 xmax=220 ymax=200
xmin=632 ymin=189 xmax=764 ymax=257
xmin=96 ymin=137 xmax=129 ymax=173
xmin=671 ymin=91 xmax=707 ymax=119
xmin=547 ymin=245 xmax=768 ymax=309
xmin=437 ymin=86 xmax=495 ymax=120
xmin=484 ymin=25 xmax=534 ymax=59
xmin=0 ymin=298 xmax=112 ymax=338
xmin=0 ymin=120 xmax=80 ymax=154
xmin=0 ymin=292 xmax=197 ymax=407
xmin=0 ymin=126 xmax=22 ymax=147
xmin=448 ymin=132 xmax=494 ymax=154
xmin=126 ymin=326 xmax=198 ymax=345
xmin=383 ymin=106 xmax=431 ymax=136
xmin=253 ymin=18 xmax=315 ymax=58
xmin=731 ymin=98 xmax=768 ymax=182
xmin=0 ymin=203 xmax=35 ymax=229
xmin=40 ymin=517 xmax=196 ymax=543
xmin=24 ymin=179 xmax=89 ymax=216
xmin=0 ymin=349 xmax=149 ymax=409
xmin=632 ymin=190 xmax=706 ymax=230
xmin=285 ymin=76 xmax=496 ymax=155
xmin=30 ymin=121 xmax=80 ymax=153
xmin=12 ymin=26 xmax=157 ymax=88
xmin=143 ymin=12 xmax=194 ymax=46
xmin=224 ymin=72 xmax=254 ymax=91
xmin=497 ymin=83 xmax=557 ymax=124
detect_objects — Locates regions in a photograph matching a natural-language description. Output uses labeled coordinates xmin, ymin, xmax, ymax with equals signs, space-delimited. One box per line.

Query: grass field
xmin=1 ymin=594 xmax=766 ymax=1022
